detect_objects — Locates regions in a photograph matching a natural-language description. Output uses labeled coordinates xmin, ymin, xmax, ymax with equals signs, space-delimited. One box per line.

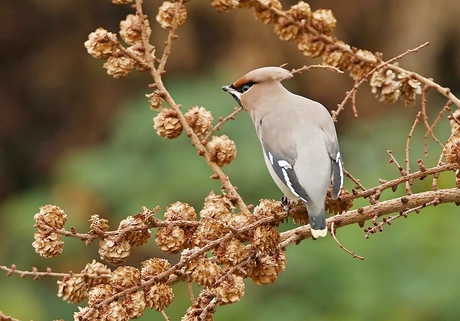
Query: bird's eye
xmin=239 ymin=82 xmax=254 ymax=93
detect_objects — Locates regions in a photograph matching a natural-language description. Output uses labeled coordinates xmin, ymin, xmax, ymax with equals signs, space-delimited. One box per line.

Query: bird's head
xmin=222 ymin=66 xmax=293 ymax=112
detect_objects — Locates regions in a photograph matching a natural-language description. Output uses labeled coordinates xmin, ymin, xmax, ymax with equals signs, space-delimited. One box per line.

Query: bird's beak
xmin=221 ymin=85 xmax=231 ymax=92
xmin=221 ymin=84 xmax=243 ymax=108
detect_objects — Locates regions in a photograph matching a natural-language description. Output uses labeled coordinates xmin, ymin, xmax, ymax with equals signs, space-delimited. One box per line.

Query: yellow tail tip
xmin=311 ymin=227 xmax=328 ymax=238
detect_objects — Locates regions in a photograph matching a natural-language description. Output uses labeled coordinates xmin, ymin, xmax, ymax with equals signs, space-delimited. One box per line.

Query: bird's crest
xmin=233 ymin=67 xmax=293 ymax=88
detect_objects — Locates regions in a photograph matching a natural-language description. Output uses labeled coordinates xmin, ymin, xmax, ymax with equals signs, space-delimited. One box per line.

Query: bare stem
xmin=330 ymin=222 xmax=364 ymax=260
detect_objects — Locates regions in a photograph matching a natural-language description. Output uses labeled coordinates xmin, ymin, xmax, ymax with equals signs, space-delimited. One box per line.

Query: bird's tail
xmin=308 ymin=206 xmax=327 ymax=238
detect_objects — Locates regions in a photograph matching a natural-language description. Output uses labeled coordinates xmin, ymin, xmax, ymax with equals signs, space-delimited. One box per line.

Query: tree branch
xmin=281 ymin=188 xmax=460 ymax=244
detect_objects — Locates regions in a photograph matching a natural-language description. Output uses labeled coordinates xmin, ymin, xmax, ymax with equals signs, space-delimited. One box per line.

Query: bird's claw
xmin=280 ymin=196 xmax=290 ymax=213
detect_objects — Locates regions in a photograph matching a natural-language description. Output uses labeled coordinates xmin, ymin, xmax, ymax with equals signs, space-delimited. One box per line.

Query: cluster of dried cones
xmin=211 ymin=0 xmax=423 ymax=105
xmin=443 ymin=109 xmax=460 ymax=167
xmin=33 ymin=196 xmax=292 ymax=320
xmin=39 ymin=0 xmax=459 ymax=320
xmin=34 ymin=185 xmax=355 ymax=320
xmin=153 ymin=105 xmax=237 ymax=167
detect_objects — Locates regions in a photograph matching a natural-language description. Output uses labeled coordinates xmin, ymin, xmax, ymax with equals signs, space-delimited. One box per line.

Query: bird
xmin=221 ymin=66 xmax=343 ymax=238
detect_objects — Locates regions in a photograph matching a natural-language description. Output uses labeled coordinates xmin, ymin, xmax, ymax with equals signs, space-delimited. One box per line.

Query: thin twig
xmin=423 ymin=99 xmax=450 ymax=156
xmin=344 ymin=169 xmax=377 ymax=205
xmin=364 ymin=197 xmax=440 ymax=238
xmin=330 ymin=222 xmax=364 ymax=260
xmin=387 ymin=150 xmax=407 ymax=176
xmin=389 ymin=64 xmax=460 ymax=108
xmin=0 ymin=264 xmax=111 ymax=280
xmin=203 ymin=107 xmax=244 ymax=142
xmin=160 ymin=310 xmax=171 ymax=321
xmin=343 ymin=169 xmax=367 ymax=192
xmin=404 ymin=112 xmax=422 ymax=195
xmin=290 ymin=64 xmax=344 ymax=76
xmin=187 ymin=276 xmax=195 ymax=302
xmin=332 ymin=42 xmax=430 ymax=121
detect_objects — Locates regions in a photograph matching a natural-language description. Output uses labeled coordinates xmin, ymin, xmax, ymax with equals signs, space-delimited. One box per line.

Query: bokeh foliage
xmin=1 ymin=72 xmax=460 ymax=320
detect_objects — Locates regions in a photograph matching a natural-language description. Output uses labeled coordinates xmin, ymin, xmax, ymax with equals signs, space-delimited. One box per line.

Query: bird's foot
xmin=280 ymin=196 xmax=290 ymax=213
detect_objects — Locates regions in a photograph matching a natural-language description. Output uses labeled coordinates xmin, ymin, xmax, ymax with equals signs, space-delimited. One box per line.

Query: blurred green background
xmin=1 ymin=0 xmax=460 ymax=320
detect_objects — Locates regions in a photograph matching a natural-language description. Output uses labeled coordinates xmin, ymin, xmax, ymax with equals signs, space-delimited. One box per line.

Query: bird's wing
xmin=258 ymin=115 xmax=311 ymax=203
xmin=322 ymin=121 xmax=343 ymax=198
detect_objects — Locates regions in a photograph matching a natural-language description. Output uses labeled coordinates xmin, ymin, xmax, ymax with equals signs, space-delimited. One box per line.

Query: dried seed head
xmin=253 ymin=0 xmax=282 ymax=25
xmin=32 ymin=232 xmax=64 ymax=258
xmin=98 ymin=235 xmax=131 ymax=264
xmin=229 ymin=212 xmax=256 ymax=230
xmin=289 ymin=208 xmax=310 ymax=225
xmin=195 ymin=193 xmax=234 ymax=245
xmin=124 ymin=290 xmax=147 ymax=319
xmin=370 ymin=69 xmax=401 ymax=103
xmin=200 ymin=191 xmax=235 ymax=221
xmin=144 ymin=283 xmax=174 ymax=311
xmin=252 ymin=225 xmax=280 ymax=254
xmin=253 ymin=199 xmax=283 ymax=219
xmin=249 ymin=250 xmax=286 ymax=285
xmin=213 ymin=238 xmax=248 ymax=266
xmin=126 ymin=45 xmax=152 ymax=72
xmin=110 ymin=266 xmax=141 ymax=290
xmin=120 ymin=14 xmax=151 ymax=46
xmin=84 ymin=28 xmax=119 ymax=59
xmin=194 ymin=218 xmax=226 ymax=247
xmin=157 ymin=202 xmax=197 ymax=252
xmin=118 ymin=215 xmax=151 ymax=246
xmin=165 ymin=201 xmax=197 ymax=221
xmin=207 ymin=135 xmax=237 ymax=167
xmin=213 ymin=274 xmax=245 ymax=305
xmin=184 ymin=106 xmax=214 ymax=137
xmin=443 ymin=133 xmax=460 ymax=165
xmin=88 ymin=283 xmax=116 ymax=306
xmin=322 ymin=43 xmax=352 ymax=70
xmin=297 ymin=33 xmax=326 ymax=58
xmin=153 ymin=108 xmax=183 ymax=139
xmin=190 ymin=259 xmax=222 ymax=287
xmin=82 ymin=259 xmax=112 ymax=288
xmin=326 ymin=187 xmax=353 ymax=215
xmin=89 ymin=214 xmax=110 ymax=234
xmin=103 ymin=55 xmax=134 ymax=78
xmin=34 ymin=204 xmax=67 ymax=229
xmin=211 ymin=0 xmax=240 ymax=12
xmin=141 ymin=257 xmax=171 ymax=280
xmin=57 ymin=276 xmax=88 ymax=303
xmin=450 ymin=109 xmax=460 ymax=134
xmin=274 ymin=17 xmax=299 ymax=41
xmin=288 ymin=1 xmax=311 ymax=20
xmin=398 ymin=72 xmax=422 ymax=106
xmin=311 ymin=9 xmax=337 ymax=35
xmin=146 ymin=91 xmax=163 ymax=111
xmin=156 ymin=1 xmax=187 ymax=30
xmin=348 ymin=49 xmax=378 ymax=81
xmin=155 ymin=225 xmax=187 ymax=253
xmin=104 ymin=300 xmax=129 ymax=320
xmin=74 ymin=306 xmax=100 ymax=321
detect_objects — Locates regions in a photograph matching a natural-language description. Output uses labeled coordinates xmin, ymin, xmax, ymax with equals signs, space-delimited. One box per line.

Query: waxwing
xmin=222 ymin=66 xmax=343 ymax=238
